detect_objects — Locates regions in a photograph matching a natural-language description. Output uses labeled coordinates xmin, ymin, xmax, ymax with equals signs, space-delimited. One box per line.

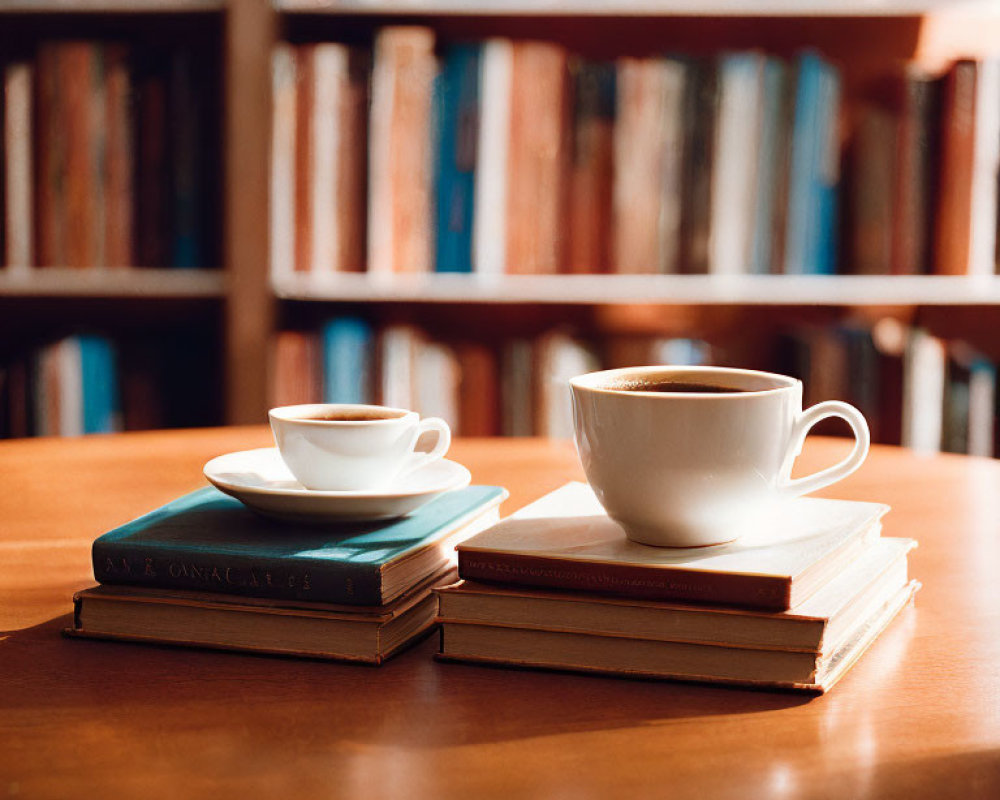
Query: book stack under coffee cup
xmin=436 ymin=482 xmax=918 ymax=692
xmin=68 ymin=484 xmax=507 ymax=664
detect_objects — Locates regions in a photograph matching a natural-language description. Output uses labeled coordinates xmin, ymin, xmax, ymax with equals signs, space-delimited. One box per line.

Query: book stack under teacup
xmin=67 ymin=484 xmax=507 ymax=663
xmin=436 ymin=482 xmax=918 ymax=692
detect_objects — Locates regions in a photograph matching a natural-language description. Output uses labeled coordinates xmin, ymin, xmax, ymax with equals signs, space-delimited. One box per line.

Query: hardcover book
xmin=456 ymin=482 xmax=888 ymax=611
xmin=69 ymin=570 xmax=455 ymax=664
xmin=437 ymin=577 xmax=917 ymax=693
xmin=441 ymin=538 xmax=915 ymax=654
xmin=93 ymin=485 xmax=507 ymax=606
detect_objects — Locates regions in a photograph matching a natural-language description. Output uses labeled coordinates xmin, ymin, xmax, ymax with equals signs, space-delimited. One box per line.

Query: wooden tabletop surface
xmin=2 ymin=428 xmax=999 ymax=799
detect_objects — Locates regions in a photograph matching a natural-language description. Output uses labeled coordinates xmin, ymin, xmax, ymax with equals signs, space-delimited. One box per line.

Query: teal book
xmin=92 ymin=485 xmax=508 ymax=606
xmin=434 ymin=43 xmax=481 ymax=273
xmin=321 ymin=317 xmax=373 ymax=404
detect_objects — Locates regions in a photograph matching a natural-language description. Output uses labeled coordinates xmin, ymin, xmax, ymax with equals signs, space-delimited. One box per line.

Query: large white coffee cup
xmin=269 ymin=403 xmax=451 ymax=492
xmin=570 ymin=366 xmax=870 ymax=547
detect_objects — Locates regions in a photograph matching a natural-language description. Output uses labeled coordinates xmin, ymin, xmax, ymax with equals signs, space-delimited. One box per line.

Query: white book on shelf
xmin=270 ymin=44 xmax=297 ymax=279
xmin=710 ymin=53 xmax=764 ymax=276
xmin=379 ymin=324 xmax=419 ymax=411
xmin=969 ymin=58 xmax=1000 ymax=278
xmin=415 ymin=340 xmax=460 ymax=431
xmin=902 ymin=328 xmax=946 ymax=455
xmin=536 ymin=332 xmax=599 ymax=439
xmin=4 ymin=61 xmax=33 ymax=272
xmin=473 ymin=38 xmax=512 ymax=278
xmin=309 ymin=44 xmax=348 ymax=275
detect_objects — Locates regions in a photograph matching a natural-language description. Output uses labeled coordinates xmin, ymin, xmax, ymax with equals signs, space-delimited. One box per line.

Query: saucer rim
xmin=203 ymin=447 xmax=471 ymax=500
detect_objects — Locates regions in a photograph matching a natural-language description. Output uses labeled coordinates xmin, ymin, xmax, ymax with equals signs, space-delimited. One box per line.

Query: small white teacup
xmin=570 ymin=366 xmax=870 ymax=548
xmin=269 ymin=403 xmax=451 ymax=492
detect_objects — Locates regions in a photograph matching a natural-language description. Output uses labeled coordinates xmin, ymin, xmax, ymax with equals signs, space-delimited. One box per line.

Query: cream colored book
xmin=457 ymin=482 xmax=889 ymax=611
xmin=438 ymin=576 xmax=918 ymax=693
xmin=440 ymin=537 xmax=915 ymax=654
xmin=68 ymin=570 xmax=454 ymax=665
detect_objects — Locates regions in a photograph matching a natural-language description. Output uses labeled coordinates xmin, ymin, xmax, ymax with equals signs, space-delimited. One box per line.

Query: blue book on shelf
xmin=79 ymin=335 xmax=120 ymax=434
xmin=92 ymin=485 xmax=508 ymax=605
xmin=321 ymin=317 xmax=373 ymax=404
xmin=434 ymin=44 xmax=481 ymax=273
xmin=784 ymin=52 xmax=841 ymax=275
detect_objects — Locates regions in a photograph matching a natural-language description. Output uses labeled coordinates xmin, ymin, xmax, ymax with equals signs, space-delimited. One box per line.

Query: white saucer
xmin=203 ymin=447 xmax=472 ymax=523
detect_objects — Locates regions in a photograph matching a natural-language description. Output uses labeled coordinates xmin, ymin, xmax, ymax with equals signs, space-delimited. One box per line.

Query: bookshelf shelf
xmin=273 ymin=273 xmax=1000 ymax=307
xmin=0 ymin=268 xmax=226 ymax=299
xmin=275 ymin=0 xmax=993 ymax=18
xmin=0 ymin=0 xmax=224 ymax=12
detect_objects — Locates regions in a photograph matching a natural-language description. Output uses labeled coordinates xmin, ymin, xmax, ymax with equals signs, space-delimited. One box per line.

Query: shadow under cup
xmin=569 ymin=366 xmax=868 ymax=548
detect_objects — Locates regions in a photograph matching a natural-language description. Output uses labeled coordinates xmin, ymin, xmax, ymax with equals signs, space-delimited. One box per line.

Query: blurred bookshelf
xmin=3 ymin=0 xmax=1000 ymax=460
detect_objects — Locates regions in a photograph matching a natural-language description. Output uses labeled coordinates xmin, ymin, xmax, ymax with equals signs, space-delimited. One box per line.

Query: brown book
xmin=456 ymin=482 xmax=888 ymax=611
xmin=567 ymin=60 xmax=614 ymax=274
xmin=103 ymin=43 xmax=134 ymax=268
xmin=34 ymin=42 xmax=63 ymax=268
xmin=455 ymin=342 xmax=500 ymax=436
xmin=679 ymin=59 xmax=716 ymax=274
xmin=4 ymin=61 xmax=33 ymax=270
xmin=505 ymin=41 xmax=569 ymax=274
xmin=368 ymin=27 xmax=436 ymax=274
xmin=270 ymin=329 xmax=321 ymax=408
xmin=60 ymin=42 xmax=100 ymax=268
xmin=67 ymin=570 xmax=455 ymax=665
xmin=849 ymin=106 xmax=896 ymax=274
xmin=293 ymin=44 xmax=315 ymax=273
xmin=891 ymin=68 xmax=939 ymax=275
xmin=441 ymin=538 xmax=915 ymax=655
xmin=934 ymin=60 xmax=977 ymax=275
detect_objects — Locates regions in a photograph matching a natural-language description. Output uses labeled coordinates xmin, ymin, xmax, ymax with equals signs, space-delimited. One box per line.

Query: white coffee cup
xmin=569 ymin=366 xmax=870 ymax=547
xmin=269 ymin=403 xmax=451 ymax=492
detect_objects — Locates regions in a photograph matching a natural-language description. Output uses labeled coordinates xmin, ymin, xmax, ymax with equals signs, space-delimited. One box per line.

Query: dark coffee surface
xmin=297 ymin=410 xmax=406 ymax=422
xmin=618 ymin=380 xmax=751 ymax=394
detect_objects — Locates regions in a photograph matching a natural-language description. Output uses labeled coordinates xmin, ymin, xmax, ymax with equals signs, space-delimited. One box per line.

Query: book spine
xmin=457 ymin=551 xmax=792 ymax=611
xmin=435 ymin=44 xmax=481 ymax=273
xmin=934 ymin=61 xmax=977 ymax=275
xmin=4 ymin=61 xmax=34 ymax=270
xmin=92 ymin=538 xmax=385 ymax=605
xmin=270 ymin=44 xmax=297 ymax=279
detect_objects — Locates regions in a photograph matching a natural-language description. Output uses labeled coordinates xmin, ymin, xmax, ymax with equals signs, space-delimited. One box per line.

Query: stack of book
xmin=68 ymin=484 xmax=506 ymax=663
xmin=437 ymin=483 xmax=918 ymax=692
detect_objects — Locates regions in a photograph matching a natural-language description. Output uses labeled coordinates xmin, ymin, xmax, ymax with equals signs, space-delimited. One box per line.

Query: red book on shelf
xmin=60 ymin=42 xmax=100 ymax=269
xmin=934 ymin=60 xmax=977 ymax=276
xmin=35 ymin=43 xmax=62 ymax=268
xmin=293 ymin=44 xmax=315 ymax=274
xmin=104 ymin=44 xmax=134 ymax=268
xmin=505 ymin=41 xmax=569 ymax=275
xmin=136 ymin=61 xmax=169 ymax=268
xmin=456 ymin=342 xmax=500 ymax=437
xmin=270 ymin=330 xmax=321 ymax=408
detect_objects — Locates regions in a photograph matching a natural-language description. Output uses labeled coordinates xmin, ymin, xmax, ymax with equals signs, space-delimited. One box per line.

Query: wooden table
xmin=2 ymin=428 xmax=999 ymax=799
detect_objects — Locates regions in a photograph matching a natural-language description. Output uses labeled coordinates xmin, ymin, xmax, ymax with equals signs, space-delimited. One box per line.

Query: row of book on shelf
xmin=1 ymin=40 xmax=219 ymax=271
xmin=0 ymin=332 xmax=209 ymax=438
xmin=272 ymin=28 xmax=1000 ymax=279
xmin=272 ymin=315 xmax=998 ymax=457
xmin=71 ymin=470 xmax=918 ymax=693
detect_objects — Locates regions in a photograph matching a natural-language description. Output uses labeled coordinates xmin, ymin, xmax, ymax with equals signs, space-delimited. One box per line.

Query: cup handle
xmin=778 ymin=401 xmax=870 ymax=498
xmin=402 ymin=417 xmax=451 ymax=475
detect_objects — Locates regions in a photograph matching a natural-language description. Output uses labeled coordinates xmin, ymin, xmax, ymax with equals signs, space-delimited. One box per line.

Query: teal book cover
xmin=93 ymin=485 xmax=506 ymax=605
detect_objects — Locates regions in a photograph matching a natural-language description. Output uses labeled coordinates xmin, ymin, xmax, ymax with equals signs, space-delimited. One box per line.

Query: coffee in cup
xmin=269 ymin=403 xmax=451 ymax=491
xmin=570 ymin=366 xmax=870 ymax=547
